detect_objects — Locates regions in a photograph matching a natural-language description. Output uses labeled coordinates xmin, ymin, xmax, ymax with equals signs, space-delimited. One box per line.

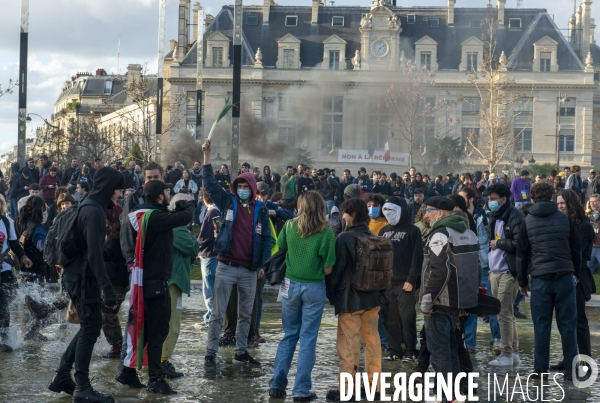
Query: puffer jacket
xmin=319 ymin=176 xmax=341 ymax=201
xmin=419 ymin=215 xmax=480 ymax=313
xmin=326 ymin=221 xmax=381 ymax=315
xmin=488 ymin=203 xmax=524 ymax=277
xmin=517 ymin=201 xmax=581 ymax=287
xmin=202 ymin=164 xmax=273 ymax=271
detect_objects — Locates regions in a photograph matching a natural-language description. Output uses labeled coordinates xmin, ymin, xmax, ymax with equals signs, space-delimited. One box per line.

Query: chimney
xmin=497 ymin=0 xmax=506 ymax=24
xmin=177 ymin=0 xmax=190 ymax=61
xmin=192 ymin=3 xmax=200 ymax=46
xmin=576 ymin=4 xmax=582 ymax=51
xmin=206 ymin=14 xmax=214 ymax=27
xmin=170 ymin=39 xmax=179 ymax=53
xmin=568 ymin=15 xmax=576 ymax=43
xmin=447 ymin=0 xmax=456 ymax=26
xmin=263 ymin=0 xmax=272 ymax=25
xmin=581 ymin=0 xmax=592 ymax=57
xmin=95 ymin=68 xmax=106 ymax=76
xmin=127 ymin=64 xmax=142 ymax=84
xmin=312 ymin=0 xmax=320 ymax=24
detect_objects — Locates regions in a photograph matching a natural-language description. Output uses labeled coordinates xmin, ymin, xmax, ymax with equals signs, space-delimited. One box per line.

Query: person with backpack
xmin=47 ymin=167 xmax=124 ymax=403
xmin=16 ymin=196 xmax=48 ymax=285
xmin=379 ymin=196 xmax=423 ymax=363
xmin=268 ymin=191 xmax=336 ymax=401
xmin=326 ymin=198 xmax=391 ymax=402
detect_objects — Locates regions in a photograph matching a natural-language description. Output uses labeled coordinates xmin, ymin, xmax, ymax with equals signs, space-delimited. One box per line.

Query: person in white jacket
xmin=173 ymin=169 xmax=198 ymax=196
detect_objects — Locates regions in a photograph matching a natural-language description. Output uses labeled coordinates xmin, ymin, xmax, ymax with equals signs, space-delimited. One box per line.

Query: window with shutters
xmin=213 ymin=47 xmax=224 ymax=67
xmin=322 ymin=96 xmax=344 ymax=148
xmin=283 ymin=49 xmax=294 ymax=69
xmin=329 ymin=51 xmax=340 ymax=70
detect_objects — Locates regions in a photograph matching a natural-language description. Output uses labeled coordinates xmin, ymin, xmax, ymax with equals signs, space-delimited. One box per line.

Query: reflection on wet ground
xmin=1 ymin=284 xmax=599 ymax=402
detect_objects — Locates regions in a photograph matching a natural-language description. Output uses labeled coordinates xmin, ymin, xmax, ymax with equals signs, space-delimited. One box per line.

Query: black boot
xmin=550 ymin=360 xmax=566 ymax=370
xmin=160 ymin=360 xmax=184 ymax=379
xmin=147 ymin=377 xmax=177 ymax=395
xmin=47 ymin=371 xmax=76 ymax=395
xmin=72 ymin=384 xmax=114 ymax=403
xmin=115 ymin=367 xmax=146 ymax=389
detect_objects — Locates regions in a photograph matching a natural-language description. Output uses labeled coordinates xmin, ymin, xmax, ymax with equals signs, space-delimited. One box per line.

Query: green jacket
xmin=280 ymin=174 xmax=297 ymax=200
xmin=169 ymin=226 xmax=200 ymax=296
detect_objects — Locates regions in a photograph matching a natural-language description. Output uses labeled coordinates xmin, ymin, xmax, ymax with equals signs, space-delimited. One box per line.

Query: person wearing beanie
xmin=379 ymin=196 xmax=423 ymax=362
xmin=333 ymin=185 xmax=362 ymax=236
xmin=510 ymin=170 xmax=531 ymax=209
xmin=418 ymin=196 xmax=480 ymax=401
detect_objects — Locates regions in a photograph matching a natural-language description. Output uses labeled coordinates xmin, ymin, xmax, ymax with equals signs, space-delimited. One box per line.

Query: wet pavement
xmin=1 ymin=283 xmax=599 ymax=403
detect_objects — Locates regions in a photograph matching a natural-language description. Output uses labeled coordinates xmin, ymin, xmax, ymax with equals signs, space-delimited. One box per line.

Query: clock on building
xmin=371 ymin=40 xmax=389 ymax=57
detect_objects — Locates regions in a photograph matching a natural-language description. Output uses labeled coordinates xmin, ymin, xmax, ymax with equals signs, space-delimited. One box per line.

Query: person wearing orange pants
xmin=336 ymin=307 xmax=382 ymax=396
xmin=326 ymin=198 xmax=382 ymax=401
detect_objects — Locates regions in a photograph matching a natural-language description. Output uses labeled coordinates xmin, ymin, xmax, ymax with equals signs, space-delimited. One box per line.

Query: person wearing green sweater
xmin=160 ymin=194 xmax=200 ymax=379
xmin=268 ymin=191 xmax=336 ymax=402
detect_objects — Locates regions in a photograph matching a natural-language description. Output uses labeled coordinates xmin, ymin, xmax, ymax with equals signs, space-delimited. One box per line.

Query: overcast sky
xmin=0 ymin=0 xmax=596 ymax=159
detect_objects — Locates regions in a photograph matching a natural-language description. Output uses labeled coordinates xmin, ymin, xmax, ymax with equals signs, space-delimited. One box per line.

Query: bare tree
xmin=460 ymin=19 xmax=533 ymax=172
xmin=102 ymin=65 xmax=186 ymax=162
xmin=71 ymin=116 xmax=115 ymax=163
xmin=385 ymin=60 xmax=460 ymax=167
xmin=0 ymin=79 xmax=18 ymax=98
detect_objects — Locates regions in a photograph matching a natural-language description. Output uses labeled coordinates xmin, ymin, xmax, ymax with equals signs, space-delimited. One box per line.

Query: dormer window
xmin=277 ymin=33 xmax=301 ymax=69
xmin=285 ymin=16 xmax=298 ymax=26
xmin=246 ymin=15 xmax=259 ymax=26
xmin=508 ymin=18 xmax=522 ymax=29
xmin=283 ymin=50 xmax=294 ymax=69
xmin=533 ymin=36 xmax=559 ymax=72
xmin=104 ymin=80 xmax=113 ymax=95
xmin=332 ymin=16 xmax=344 ymax=27
xmin=213 ymin=47 xmax=224 ymax=67
xmin=407 ymin=14 xmax=416 ymax=24
xmin=427 ymin=18 xmax=439 ymax=29
xmin=467 ymin=52 xmax=478 ymax=71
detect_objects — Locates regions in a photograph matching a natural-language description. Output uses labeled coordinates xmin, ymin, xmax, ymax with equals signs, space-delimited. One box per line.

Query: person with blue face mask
xmin=486 ymin=183 xmax=525 ymax=367
xmin=200 ymin=139 xmax=274 ymax=369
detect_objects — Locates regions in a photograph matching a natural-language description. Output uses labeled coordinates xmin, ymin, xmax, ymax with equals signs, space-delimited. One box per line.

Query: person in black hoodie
xmin=551 ymin=189 xmax=595 ymax=371
xmin=379 ymin=197 xmax=423 ymax=362
xmin=48 ymin=167 xmax=124 ymax=403
xmin=517 ymin=182 xmax=581 ymax=381
xmin=115 ymin=180 xmax=194 ymax=395
xmin=260 ymin=165 xmax=273 ymax=188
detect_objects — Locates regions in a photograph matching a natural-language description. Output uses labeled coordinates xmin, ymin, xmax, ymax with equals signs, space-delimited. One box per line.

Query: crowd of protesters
xmin=0 ymin=148 xmax=596 ymax=403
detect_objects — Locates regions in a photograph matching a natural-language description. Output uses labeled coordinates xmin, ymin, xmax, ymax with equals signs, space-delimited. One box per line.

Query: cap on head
xmin=520 ymin=169 xmax=530 ymax=177
xmin=413 ymin=188 xmax=424 ymax=195
xmin=425 ymin=196 xmax=455 ymax=211
xmin=143 ymin=180 xmax=173 ymax=199
xmin=317 ymin=169 xmax=325 ymax=176
xmin=359 ymin=167 xmax=366 ymax=173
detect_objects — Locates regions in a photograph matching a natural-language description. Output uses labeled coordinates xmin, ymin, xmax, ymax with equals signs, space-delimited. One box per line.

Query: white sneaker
xmin=512 ymin=353 xmax=521 ymax=365
xmin=489 ymin=355 xmax=514 ymax=366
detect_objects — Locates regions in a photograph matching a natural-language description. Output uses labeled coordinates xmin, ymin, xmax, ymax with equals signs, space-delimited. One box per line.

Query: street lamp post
xmin=17 ymin=0 xmax=30 ymax=165
xmin=230 ymin=0 xmax=242 ymax=179
xmin=26 ymin=113 xmax=59 ymax=129
xmin=555 ymin=92 xmax=569 ymax=173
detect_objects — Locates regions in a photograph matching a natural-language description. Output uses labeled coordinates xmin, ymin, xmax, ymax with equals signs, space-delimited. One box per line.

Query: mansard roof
xmin=177 ymin=4 xmax=584 ymax=72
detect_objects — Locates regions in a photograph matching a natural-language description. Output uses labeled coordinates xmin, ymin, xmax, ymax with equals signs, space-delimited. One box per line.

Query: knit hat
xmin=343 ymin=184 xmax=361 ymax=199
xmin=413 ymin=188 xmax=424 ymax=194
xmin=389 ymin=172 xmax=397 ymax=180
xmin=520 ymin=169 xmax=530 ymax=177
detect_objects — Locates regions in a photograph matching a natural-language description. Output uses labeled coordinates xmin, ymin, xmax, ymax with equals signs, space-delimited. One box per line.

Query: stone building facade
xmin=163 ymin=0 xmax=600 ymax=174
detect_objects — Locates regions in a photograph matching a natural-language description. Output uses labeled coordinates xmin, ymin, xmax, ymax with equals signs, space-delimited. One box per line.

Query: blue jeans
xmin=588 ymin=246 xmax=600 ymax=274
xmin=269 ymin=280 xmax=326 ymax=397
xmin=464 ymin=314 xmax=477 ymax=350
xmin=378 ymin=313 xmax=388 ymax=346
xmin=325 ymin=200 xmax=335 ymax=216
xmin=481 ymin=267 xmax=501 ymax=341
xmin=9 ymin=198 xmax=17 ymax=218
xmin=530 ymin=274 xmax=578 ymax=377
xmin=200 ymin=257 xmax=217 ymax=324
xmin=424 ymin=309 xmax=460 ymax=397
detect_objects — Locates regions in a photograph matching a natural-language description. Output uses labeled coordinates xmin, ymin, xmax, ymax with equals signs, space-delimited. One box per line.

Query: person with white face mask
xmin=379 ymin=197 xmax=423 ymax=363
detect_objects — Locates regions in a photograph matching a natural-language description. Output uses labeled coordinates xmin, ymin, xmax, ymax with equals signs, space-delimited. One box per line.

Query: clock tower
xmin=359 ymin=0 xmax=402 ymax=71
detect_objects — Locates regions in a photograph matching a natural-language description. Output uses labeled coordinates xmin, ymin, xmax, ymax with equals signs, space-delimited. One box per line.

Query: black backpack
xmin=45 ymin=199 xmax=101 ymax=267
